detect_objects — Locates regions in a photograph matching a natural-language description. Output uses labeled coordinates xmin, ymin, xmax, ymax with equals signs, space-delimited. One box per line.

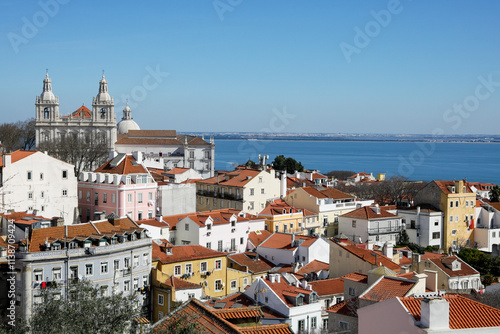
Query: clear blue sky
xmin=1 ymin=0 xmax=500 ymax=134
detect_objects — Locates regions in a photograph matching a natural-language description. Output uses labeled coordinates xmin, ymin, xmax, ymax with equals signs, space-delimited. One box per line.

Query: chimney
xmin=412 ymin=273 xmax=427 ymax=294
xmin=3 ymin=154 xmax=11 ymax=167
xmin=455 ymin=180 xmax=464 ymax=193
xmin=412 ymin=253 xmax=421 ymax=272
xmin=280 ymin=171 xmax=287 ymax=198
xmin=276 ymin=274 xmax=281 ymax=283
xmin=383 ymin=241 xmax=393 ymax=259
xmin=155 ymin=215 xmax=164 ymax=222
xmin=269 ymin=274 xmax=276 ymax=283
xmin=420 ymin=298 xmax=449 ymax=330
xmin=291 ymin=233 xmax=295 ymax=247
xmin=424 ymin=270 xmax=438 ymax=292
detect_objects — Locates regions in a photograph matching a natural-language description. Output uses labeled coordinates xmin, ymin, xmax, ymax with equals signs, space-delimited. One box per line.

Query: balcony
xmin=368 ymin=226 xmax=403 ymax=234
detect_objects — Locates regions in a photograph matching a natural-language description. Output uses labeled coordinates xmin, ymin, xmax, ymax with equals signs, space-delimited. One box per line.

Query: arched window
xmin=100 ymin=108 xmax=106 ymax=119
xmin=44 ymin=107 xmax=50 ymax=119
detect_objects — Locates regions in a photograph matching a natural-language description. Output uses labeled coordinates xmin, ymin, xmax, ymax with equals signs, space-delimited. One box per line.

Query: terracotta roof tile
xmin=212 ymin=306 xmax=262 ymax=320
xmin=248 ymin=230 xmax=272 ymax=247
xmin=399 ymin=294 xmax=500 ymax=329
xmin=342 ymin=272 xmax=368 ymax=283
xmin=427 ymin=255 xmax=479 ymax=278
xmin=153 ymin=242 xmax=226 ymax=264
xmin=308 ymin=277 xmax=344 ymax=296
xmin=0 ymin=150 xmax=37 ymax=166
xmin=341 ymin=206 xmax=399 ymax=220
xmin=94 ymin=154 xmax=149 ymax=175
xmin=239 ymin=323 xmax=292 ymax=334
xmin=433 ymin=180 xmax=474 ymax=195
xmin=65 ymin=105 xmax=91 ymax=118
xmin=164 ymin=276 xmax=202 ymax=290
xmin=205 ymin=292 xmax=285 ymax=319
xmin=228 ymin=252 xmax=274 ymax=274
xmin=259 ymin=233 xmax=318 ymax=250
xmin=326 ymin=298 xmax=358 ymax=317
xmin=296 ymin=260 xmax=329 ymax=275
xmin=197 ymin=169 xmax=261 ymax=187
xmin=361 ymin=277 xmax=416 ymax=302
xmin=334 ymin=241 xmax=401 ymax=272
xmin=301 ymin=186 xmax=355 ymax=200
xmin=262 ymin=277 xmax=315 ymax=307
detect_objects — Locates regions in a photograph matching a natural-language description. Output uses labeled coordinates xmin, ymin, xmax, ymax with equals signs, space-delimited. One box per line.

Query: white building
xmin=35 ymin=73 xmax=117 ymax=152
xmin=0 ymin=150 xmax=78 ymax=224
xmin=244 ymin=273 xmax=323 ymax=333
xmin=256 ymin=232 xmax=330 ymax=266
xmin=474 ymin=202 xmax=500 ymax=253
xmin=173 ymin=209 xmax=265 ymax=253
xmin=14 ymin=216 xmax=152 ymax=320
xmin=338 ymin=205 xmax=404 ymax=245
xmin=115 ymin=130 xmax=215 ymax=179
xmin=398 ymin=205 xmax=444 ymax=248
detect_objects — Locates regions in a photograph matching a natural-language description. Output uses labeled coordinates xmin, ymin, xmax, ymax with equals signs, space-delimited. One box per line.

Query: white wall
xmin=158 ymin=183 xmax=196 ymax=216
xmin=1 ymin=152 xmax=78 ymax=225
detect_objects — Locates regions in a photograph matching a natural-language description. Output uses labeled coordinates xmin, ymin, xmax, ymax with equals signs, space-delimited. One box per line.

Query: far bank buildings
xmin=34 ymin=72 xmax=215 ymax=178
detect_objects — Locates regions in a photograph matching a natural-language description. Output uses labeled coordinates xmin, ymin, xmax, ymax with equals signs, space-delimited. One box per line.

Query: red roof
xmin=259 ymin=233 xmax=318 ymax=250
xmin=228 ymin=252 xmax=274 ymax=274
xmin=361 ymin=277 xmax=416 ymax=302
xmin=333 ymin=240 xmax=401 ymax=272
xmin=153 ymin=241 xmax=226 ymax=264
xmin=212 ymin=306 xmax=262 ymax=320
xmin=68 ymin=105 xmax=91 ymax=118
xmin=0 ymin=150 xmax=37 ymax=166
xmin=341 ymin=206 xmax=399 ymax=220
xmin=197 ymin=169 xmax=261 ymax=187
xmin=326 ymin=298 xmax=359 ymax=317
xmin=0 ymin=212 xmax=51 ymax=225
xmin=426 ymin=255 xmax=479 ymax=278
xmin=262 ymin=277 xmax=315 ymax=308
xmin=94 ymin=154 xmax=149 ymax=175
xmin=296 ymin=260 xmax=329 ymax=275
xmin=308 ymin=277 xmax=344 ymax=296
xmin=300 ymin=186 xmax=355 ymax=200
xmin=164 ymin=276 xmax=202 ymax=290
xmin=205 ymin=292 xmax=285 ymax=319
xmin=399 ymin=294 xmax=500 ymax=329
xmin=239 ymin=324 xmax=292 ymax=334
xmin=433 ymin=180 xmax=474 ymax=194
xmin=342 ymin=272 xmax=368 ymax=283
xmin=248 ymin=230 xmax=272 ymax=248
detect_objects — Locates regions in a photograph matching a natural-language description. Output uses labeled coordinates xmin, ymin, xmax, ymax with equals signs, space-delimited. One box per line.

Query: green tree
xmin=272 ymin=155 xmax=304 ymax=174
xmin=490 ymin=185 xmax=500 ymax=202
xmin=458 ymin=248 xmax=492 ymax=275
xmin=397 ymin=229 xmax=410 ymax=246
xmin=30 ymin=280 xmax=141 ymax=334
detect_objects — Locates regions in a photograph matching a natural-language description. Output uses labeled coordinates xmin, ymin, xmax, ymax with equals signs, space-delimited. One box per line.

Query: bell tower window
xmin=44 ymin=107 xmax=50 ymax=119
xmin=100 ymin=108 xmax=106 ymax=119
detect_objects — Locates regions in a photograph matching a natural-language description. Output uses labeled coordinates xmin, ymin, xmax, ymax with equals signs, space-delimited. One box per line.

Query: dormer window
xmin=231 ymin=221 xmax=236 ymax=227
xmin=111 ymin=237 xmax=117 ymax=244
xmin=207 ymin=224 xmax=212 ymax=231
xmin=297 ymin=295 xmax=304 ymax=306
xmin=130 ymin=234 xmax=137 ymax=241
xmin=99 ymin=239 xmax=106 ymax=247
xmin=84 ymin=240 xmax=92 ymax=248
xmin=68 ymin=241 xmax=77 ymax=249
xmin=52 ymin=243 xmax=61 ymax=251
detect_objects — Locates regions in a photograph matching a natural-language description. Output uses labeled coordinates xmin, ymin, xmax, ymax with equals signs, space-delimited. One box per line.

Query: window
xmin=185 ymin=223 xmax=189 ymax=231
xmin=434 ymin=221 xmax=439 ymax=226
xmin=85 ymin=264 xmax=93 ymax=276
xmin=133 ymin=278 xmax=139 ymax=289
xmin=27 ymin=171 xmax=32 ymax=180
xmin=34 ymin=269 xmax=43 ymax=282
xmin=186 ymin=263 xmax=192 ymax=274
xmin=455 ymin=201 xmax=459 ymax=207
xmin=143 ymin=253 xmax=149 ymax=266
xmin=432 ymin=232 xmax=440 ymax=239
xmin=493 ymin=232 xmax=497 ymax=238
xmin=261 ymin=188 xmax=265 ymax=194
xmin=127 ymin=194 xmax=132 ymax=203
xmin=453 ymin=240 xmax=457 ymax=246
xmin=470 ymin=200 xmax=474 ymax=207
xmin=218 ymin=240 xmax=223 ymax=252
xmin=250 ymin=188 xmax=254 ymax=196
xmin=86 ymin=191 xmax=90 ymax=202
xmin=258 ymin=177 xmax=263 ymax=183
xmin=215 ymin=279 xmax=223 ymax=291
xmin=465 ymin=215 xmax=468 ymax=221
xmin=298 ymin=320 xmax=305 ymax=332
xmin=200 ymin=262 xmax=207 ymax=273
xmin=455 ymin=215 xmax=459 ymax=222
xmin=230 ymin=280 xmax=237 ymax=290
xmin=124 ymin=257 xmax=130 ymax=268
xmin=62 ymin=189 xmax=68 ymax=196
xmin=62 ymin=170 xmax=68 ymax=179
xmin=101 ymin=262 xmax=108 ymax=274
xmin=339 ymin=321 xmax=349 ymax=331
xmin=158 ymin=293 xmax=164 ymax=306
xmin=78 ymin=190 xmax=81 ymax=199
xmin=133 ymin=255 xmax=139 ymax=267
xmin=52 ymin=267 xmax=61 ymax=280
xmin=124 ymin=280 xmax=130 ymax=291
xmin=231 ymin=238 xmax=236 ymax=250
xmin=111 ymin=193 xmax=116 ymax=203
xmin=143 ymin=275 xmax=148 ymax=287
xmin=215 ymin=259 xmax=222 ymax=270
xmin=148 ymin=192 xmax=153 ymax=201
xmin=349 ymin=287 xmax=355 ymax=296
xmin=28 ymin=192 xmax=33 ymax=199
xmin=449 ymin=215 xmax=453 ymax=223
xmin=240 ymin=237 xmax=244 ymax=245
xmin=138 ymin=193 xmax=143 ymax=203
xmin=243 ymin=277 xmax=248 ymax=286
xmin=114 ymin=260 xmax=119 ymax=271
xmin=311 ymin=316 xmax=317 ymax=329
xmin=206 ymin=242 xmax=211 ymax=249
xmin=323 ymin=319 xmax=328 ymax=330
xmin=40 ymin=172 xmax=44 ymax=180
xmin=465 ymin=201 xmax=469 ymax=207
xmin=174 ymin=265 xmax=182 ymax=276
xmin=275 ymin=224 xmax=279 ymax=232
xmin=452 ymin=229 xmax=457 ymax=236
xmin=471 ymin=214 xmax=474 ymax=220
xmin=352 ymin=220 xmax=356 ymax=228
xmin=450 ymin=201 xmax=453 ymax=208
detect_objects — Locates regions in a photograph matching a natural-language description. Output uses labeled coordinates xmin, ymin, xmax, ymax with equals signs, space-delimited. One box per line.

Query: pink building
xmin=78 ymin=152 xmax=157 ymax=222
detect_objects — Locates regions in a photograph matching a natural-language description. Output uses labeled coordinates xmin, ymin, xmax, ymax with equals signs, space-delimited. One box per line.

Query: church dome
xmin=117 ymin=103 xmax=140 ymax=134
xmin=117 ymin=119 xmax=140 ymax=134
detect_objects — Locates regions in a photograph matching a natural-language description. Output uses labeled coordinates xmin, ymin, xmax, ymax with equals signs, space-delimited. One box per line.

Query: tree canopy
xmin=489 ymin=185 xmax=500 ymax=203
xmin=29 ymin=280 xmax=141 ymax=334
xmin=271 ymin=155 xmax=304 ymax=174
xmin=0 ymin=118 xmax=36 ymax=152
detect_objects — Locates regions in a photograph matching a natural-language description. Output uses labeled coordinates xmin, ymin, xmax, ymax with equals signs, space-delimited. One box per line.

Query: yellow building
xmin=259 ymin=199 xmax=317 ymax=235
xmin=415 ymin=180 xmax=476 ymax=251
xmin=151 ymin=241 xmax=229 ymax=322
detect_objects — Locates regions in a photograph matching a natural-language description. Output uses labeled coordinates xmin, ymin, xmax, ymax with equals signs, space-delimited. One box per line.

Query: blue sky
xmin=1 ymin=0 xmax=500 ymax=134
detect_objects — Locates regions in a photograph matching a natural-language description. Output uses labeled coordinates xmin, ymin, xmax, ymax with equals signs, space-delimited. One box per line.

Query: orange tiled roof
xmin=228 ymin=252 xmax=274 ymax=274
xmin=259 ymin=233 xmax=318 ymax=250
xmin=164 ymin=276 xmax=202 ymax=290
xmin=262 ymin=277 xmax=315 ymax=308
xmin=334 ymin=240 xmax=401 ymax=272
xmin=490 ymin=202 xmax=500 ymax=211
xmin=212 ymin=306 xmax=262 ymax=320
xmin=94 ymin=154 xmax=149 ymax=175
xmin=239 ymin=324 xmax=293 ymax=334
xmin=139 ymin=218 xmax=169 ymax=228
xmin=205 ymin=293 xmax=285 ymax=319
xmin=128 ymin=130 xmax=177 ymax=138
xmin=399 ymin=294 xmax=500 ymax=329
xmin=433 ymin=180 xmax=474 ymax=194
xmin=167 ymin=167 xmax=190 ymax=174
xmin=153 ymin=242 xmax=226 ymax=264
xmin=0 ymin=150 xmax=37 ymax=166
xmin=27 ymin=217 xmax=142 ymax=252
xmin=342 ymin=272 xmax=368 ymax=283
xmin=427 ymin=255 xmax=479 ymax=278
xmin=0 ymin=212 xmax=51 ymax=225
xmin=361 ymin=277 xmax=416 ymax=302
xmin=287 ymin=177 xmax=315 ymax=189
xmin=326 ymin=298 xmax=359 ymax=317
xmin=152 ymin=299 xmax=240 ymax=334
xmin=67 ymin=105 xmax=91 ymax=118
xmin=301 ymin=186 xmax=355 ymax=200
xmin=310 ymin=173 xmax=327 ymax=180
xmin=308 ymin=277 xmax=344 ymax=296
xmin=248 ymin=230 xmax=272 ymax=247
xmin=197 ymin=169 xmax=261 ymax=187
xmin=296 ymin=260 xmax=329 ymax=275
xmin=341 ymin=206 xmax=399 ymax=220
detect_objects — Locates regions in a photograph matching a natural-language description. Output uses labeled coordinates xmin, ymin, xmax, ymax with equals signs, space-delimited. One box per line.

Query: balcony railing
xmin=368 ymin=226 xmax=403 ymax=234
